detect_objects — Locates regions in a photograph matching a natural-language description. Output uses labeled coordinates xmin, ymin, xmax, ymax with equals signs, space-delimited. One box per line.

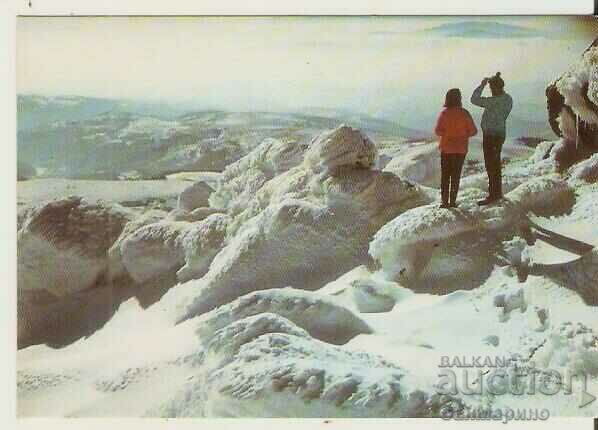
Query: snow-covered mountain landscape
xmin=15 ymin=17 xmax=598 ymax=419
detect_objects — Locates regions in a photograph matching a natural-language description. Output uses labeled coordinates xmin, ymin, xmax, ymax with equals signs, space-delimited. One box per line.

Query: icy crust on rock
xmin=304 ymin=125 xmax=377 ymax=174
xmin=167 ymin=126 xmax=431 ymax=321
xmin=556 ymin=46 xmax=598 ymax=126
xmin=159 ymin=313 xmax=452 ymax=418
xmin=18 ymin=196 xmax=134 ymax=296
xmin=369 ymin=176 xmax=575 ymax=290
xmin=119 ymin=214 xmax=229 ymax=284
xmin=209 ymin=137 xmax=309 ymax=214
xmin=383 ymin=143 xmax=440 ymax=188
xmin=108 ymin=209 xmax=169 ymax=281
xmin=193 ymin=288 xmax=372 ymax=346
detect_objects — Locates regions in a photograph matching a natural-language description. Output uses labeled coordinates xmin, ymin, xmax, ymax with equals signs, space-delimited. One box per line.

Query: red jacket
xmin=435 ymin=107 xmax=478 ymax=154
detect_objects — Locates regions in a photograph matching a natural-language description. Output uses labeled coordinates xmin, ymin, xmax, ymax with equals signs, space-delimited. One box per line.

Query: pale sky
xmin=16 ymin=16 xmax=598 ymax=119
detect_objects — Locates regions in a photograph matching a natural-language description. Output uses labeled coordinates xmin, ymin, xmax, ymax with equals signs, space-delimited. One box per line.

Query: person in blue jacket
xmin=471 ymin=72 xmax=513 ymax=205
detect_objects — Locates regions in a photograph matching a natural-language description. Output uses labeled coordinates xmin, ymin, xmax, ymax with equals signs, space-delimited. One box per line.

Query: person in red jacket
xmin=434 ymin=88 xmax=478 ymax=208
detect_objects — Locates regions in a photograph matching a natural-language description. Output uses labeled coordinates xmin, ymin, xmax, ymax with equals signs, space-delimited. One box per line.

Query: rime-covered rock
xmin=546 ymin=38 xmax=598 ymax=170
xmin=209 ymin=138 xmax=309 ymax=214
xmin=108 ymin=209 xmax=169 ymax=281
xmin=304 ymin=125 xmax=377 ymax=174
xmin=193 ymin=288 xmax=372 ymax=345
xmin=18 ymin=196 xmax=133 ymax=296
xmin=369 ymin=177 xmax=575 ymax=291
xmin=119 ymin=214 xmax=229 ymax=284
xmin=158 ymin=315 xmax=451 ymax=418
xmin=176 ymin=214 xmax=230 ymax=282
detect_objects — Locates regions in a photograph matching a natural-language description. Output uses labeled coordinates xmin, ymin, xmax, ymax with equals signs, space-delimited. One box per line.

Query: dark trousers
xmin=482 ymin=133 xmax=505 ymax=198
xmin=440 ymin=153 xmax=466 ymax=205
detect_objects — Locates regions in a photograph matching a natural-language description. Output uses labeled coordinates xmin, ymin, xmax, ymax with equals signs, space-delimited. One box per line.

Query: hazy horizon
xmin=17 ymin=16 xmax=598 ymax=123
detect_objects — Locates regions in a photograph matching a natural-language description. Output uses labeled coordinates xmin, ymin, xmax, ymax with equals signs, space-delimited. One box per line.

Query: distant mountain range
xmin=418 ymin=21 xmax=551 ymax=39
xmin=17 ymin=94 xmax=554 ymax=180
xmin=17 ymin=95 xmax=432 ymax=180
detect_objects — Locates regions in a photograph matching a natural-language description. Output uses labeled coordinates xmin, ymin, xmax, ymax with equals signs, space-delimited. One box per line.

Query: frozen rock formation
xmin=350 ymin=278 xmax=402 ymax=313
xmin=170 ymin=126 xmax=432 ymax=321
xmin=193 ymin=288 xmax=372 ymax=346
xmin=176 ymin=214 xmax=230 ymax=282
xmin=18 ymin=196 xmax=133 ymax=296
xmin=158 ymin=313 xmax=452 ymax=418
xmin=546 ymin=37 xmax=598 ymax=170
xmin=383 ymin=143 xmax=440 ymax=188
xmin=304 ymin=125 xmax=377 ymax=174
xmin=209 ymin=137 xmax=310 ymax=215
xmin=120 ymin=221 xmax=191 ymax=283
xmin=177 ymin=181 xmax=213 ymax=212
xmin=369 ymin=177 xmax=575 ymax=292
xmin=119 ymin=214 xmax=229 ymax=284
xmin=108 ymin=209 xmax=169 ymax=281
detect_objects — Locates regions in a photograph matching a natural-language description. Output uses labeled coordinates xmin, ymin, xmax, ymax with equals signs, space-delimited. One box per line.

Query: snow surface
xmin=16 ymin=119 xmax=598 ymax=418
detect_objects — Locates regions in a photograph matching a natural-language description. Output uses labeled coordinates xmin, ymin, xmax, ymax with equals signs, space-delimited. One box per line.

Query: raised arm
xmin=470 ymin=79 xmax=490 ymax=107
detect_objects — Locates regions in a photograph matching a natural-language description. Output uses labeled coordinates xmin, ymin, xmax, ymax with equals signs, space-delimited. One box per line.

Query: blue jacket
xmin=471 ymin=84 xmax=513 ymax=136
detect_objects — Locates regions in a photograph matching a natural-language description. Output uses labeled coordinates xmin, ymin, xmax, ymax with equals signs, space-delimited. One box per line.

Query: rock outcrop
xmin=369 ymin=177 xmax=575 ymax=292
xmin=18 ymin=196 xmax=133 ymax=296
xmin=168 ymin=126 xmax=432 ymax=321
xmin=546 ymin=37 xmax=598 ymax=170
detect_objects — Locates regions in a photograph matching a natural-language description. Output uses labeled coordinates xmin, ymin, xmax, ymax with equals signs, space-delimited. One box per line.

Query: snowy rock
xmin=570 ymin=153 xmax=598 ymax=183
xmin=120 ymin=221 xmax=190 ymax=283
xmin=350 ymin=279 xmax=399 ymax=313
xmin=556 ymin=45 xmax=598 ymax=126
xmin=546 ymin=39 xmax=598 ymax=169
xmin=194 ymin=288 xmax=372 ymax=346
xmin=170 ymin=125 xmax=431 ymax=321
xmin=176 ymin=214 xmax=230 ymax=283
xmin=200 ymin=313 xmax=312 ymax=363
xmin=383 ymin=143 xmax=440 ymax=187
xmin=160 ymin=326 xmax=450 ymax=417
xmin=18 ymin=196 xmax=133 ymax=296
xmin=108 ymin=209 xmax=169 ymax=281
xmin=177 ymin=181 xmax=213 ymax=212
xmin=369 ymin=177 xmax=575 ymax=291
xmin=119 ymin=214 xmax=229 ymax=284
xmin=209 ymin=138 xmax=309 ymax=214
xmin=176 ymin=170 xmax=428 ymax=321
xmin=507 ymin=175 xmax=575 ymax=215
xmin=304 ymin=125 xmax=377 ymax=174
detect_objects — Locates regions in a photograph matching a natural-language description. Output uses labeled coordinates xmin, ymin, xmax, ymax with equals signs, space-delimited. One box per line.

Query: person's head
xmin=444 ymin=88 xmax=462 ymax=108
xmin=488 ymin=72 xmax=505 ymax=96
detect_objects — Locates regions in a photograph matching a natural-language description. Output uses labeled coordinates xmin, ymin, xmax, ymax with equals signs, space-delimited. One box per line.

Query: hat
xmin=488 ymin=72 xmax=505 ymax=90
